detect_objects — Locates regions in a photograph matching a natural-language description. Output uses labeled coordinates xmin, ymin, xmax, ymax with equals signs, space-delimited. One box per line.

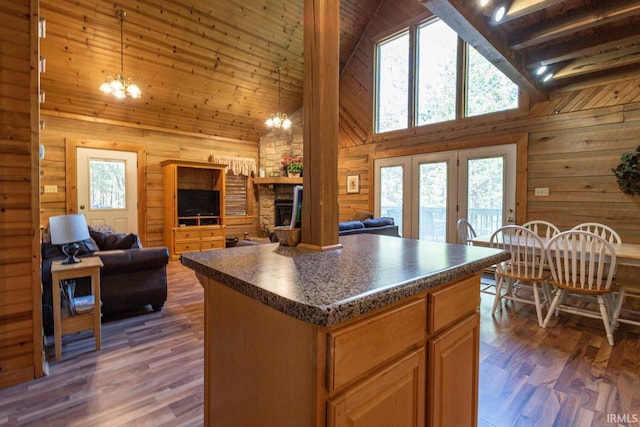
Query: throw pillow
xmin=351 ymin=211 xmax=374 ymax=222
xmin=101 ymin=233 xmax=139 ymax=250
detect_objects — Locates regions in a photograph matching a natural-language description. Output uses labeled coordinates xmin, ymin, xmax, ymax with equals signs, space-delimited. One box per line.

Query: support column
xmin=299 ymin=0 xmax=341 ymax=251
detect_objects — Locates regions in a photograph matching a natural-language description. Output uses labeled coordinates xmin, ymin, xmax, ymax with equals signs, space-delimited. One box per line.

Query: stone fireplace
xmin=257 ymin=109 xmax=303 ymax=231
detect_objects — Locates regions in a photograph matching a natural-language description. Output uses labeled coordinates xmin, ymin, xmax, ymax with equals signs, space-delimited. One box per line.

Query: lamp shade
xmin=49 ymin=214 xmax=90 ymax=245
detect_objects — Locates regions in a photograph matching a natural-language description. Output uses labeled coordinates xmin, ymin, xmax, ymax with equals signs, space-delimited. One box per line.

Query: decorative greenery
xmin=281 ymin=156 xmax=303 ymax=174
xmin=612 ymin=146 xmax=640 ymax=195
xmin=259 ymin=224 xmax=270 ymax=237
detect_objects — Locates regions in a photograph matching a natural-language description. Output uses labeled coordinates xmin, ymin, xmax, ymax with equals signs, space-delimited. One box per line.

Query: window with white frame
xmin=374 ymin=18 xmax=519 ymax=134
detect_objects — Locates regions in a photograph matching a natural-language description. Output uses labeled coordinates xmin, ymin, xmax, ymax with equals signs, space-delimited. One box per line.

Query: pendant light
xmin=265 ymin=67 xmax=292 ymax=129
xmin=99 ymin=9 xmax=141 ymax=99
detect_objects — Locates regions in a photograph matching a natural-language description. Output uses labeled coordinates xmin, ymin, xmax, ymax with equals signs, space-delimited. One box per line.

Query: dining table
xmin=470 ymin=234 xmax=640 ymax=267
xmin=470 ymin=233 xmax=640 ymax=326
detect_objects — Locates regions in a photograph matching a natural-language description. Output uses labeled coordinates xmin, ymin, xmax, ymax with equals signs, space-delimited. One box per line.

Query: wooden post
xmin=299 ymin=0 xmax=342 ymax=251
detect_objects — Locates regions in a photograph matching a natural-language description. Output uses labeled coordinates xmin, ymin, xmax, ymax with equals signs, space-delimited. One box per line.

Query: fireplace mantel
xmin=254 ymin=177 xmax=303 ymax=186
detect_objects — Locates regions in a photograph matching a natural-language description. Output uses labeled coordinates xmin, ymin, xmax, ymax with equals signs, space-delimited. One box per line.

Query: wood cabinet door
xmin=427 ymin=312 xmax=479 ymax=427
xmin=328 ymin=348 xmax=425 ymax=427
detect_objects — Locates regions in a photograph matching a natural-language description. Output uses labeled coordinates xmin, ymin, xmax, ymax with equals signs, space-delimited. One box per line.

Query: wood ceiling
xmin=422 ymin=0 xmax=640 ymax=102
xmin=39 ymin=0 xmax=640 ymax=142
xmin=39 ymin=0 xmax=382 ymax=142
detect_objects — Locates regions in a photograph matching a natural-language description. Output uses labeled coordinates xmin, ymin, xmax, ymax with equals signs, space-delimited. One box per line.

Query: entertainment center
xmin=162 ymin=160 xmax=226 ymax=260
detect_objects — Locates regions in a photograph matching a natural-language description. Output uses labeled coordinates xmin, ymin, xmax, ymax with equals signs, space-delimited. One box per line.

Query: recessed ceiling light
xmin=543 ymin=73 xmax=554 ymax=82
xmin=493 ymin=6 xmax=506 ymax=22
xmin=480 ymin=0 xmax=490 ymax=6
xmin=536 ymin=65 xmax=547 ymax=76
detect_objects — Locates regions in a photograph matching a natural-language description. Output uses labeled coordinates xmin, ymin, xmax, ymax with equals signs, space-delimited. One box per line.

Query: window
xmin=416 ymin=20 xmax=457 ymax=126
xmin=376 ymin=32 xmax=410 ymax=133
xmin=225 ymin=173 xmax=247 ymax=216
xmin=465 ymin=45 xmax=519 ymax=117
xmin=89 ymin=158 xmax=126 ymax=209
xmin=375 ymin=18 xmax=519 ymax=133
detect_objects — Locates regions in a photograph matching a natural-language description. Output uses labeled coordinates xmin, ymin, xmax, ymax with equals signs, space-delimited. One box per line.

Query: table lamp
xmin=49 ymin=214 xmax=90 ymax=264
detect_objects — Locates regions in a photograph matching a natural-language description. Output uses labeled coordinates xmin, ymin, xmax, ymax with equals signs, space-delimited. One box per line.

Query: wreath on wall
xmin=612 ymin=145 xmax=640 ymax=195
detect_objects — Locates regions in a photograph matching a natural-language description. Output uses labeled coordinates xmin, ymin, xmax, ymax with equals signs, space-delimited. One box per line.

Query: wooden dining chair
xmin=543 ymin=230 xmax=621 ymax=345
xmin=571 ymin=222 xmax=622 ymax=244
xmin=456 ymin=218 xmax=477 ymax=245
xmin=490 ymin=225 xmax=551 ymax=327
xmin=458 ymin=218 xmax=496 ymax=295
xmin=522 ymin=220 xmax=561 ymax=239
xmin=611 ymin=264 xmax=640 ymax=327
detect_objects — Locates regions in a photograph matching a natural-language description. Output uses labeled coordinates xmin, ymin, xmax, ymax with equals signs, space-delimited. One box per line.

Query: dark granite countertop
xmin=181 ymin=234 xmax=508 ymax=327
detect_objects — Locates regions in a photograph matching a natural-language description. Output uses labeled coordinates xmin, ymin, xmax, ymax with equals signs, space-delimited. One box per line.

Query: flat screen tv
xmin=178 ymin=189 xmax=220 ymax=217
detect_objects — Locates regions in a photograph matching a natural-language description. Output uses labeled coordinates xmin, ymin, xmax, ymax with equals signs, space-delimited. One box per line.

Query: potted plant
xmin=612 ymin=146 xmax=640 ymax=195
xmin=281 ymin=156 xmax=303 ymax=177
xmin=258 ymin=224 xmax=270 ymax=238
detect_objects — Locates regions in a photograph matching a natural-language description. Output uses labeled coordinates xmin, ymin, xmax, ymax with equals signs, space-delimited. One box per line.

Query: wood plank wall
xmin=0 ymin=0 xmax=43 ymax=388
xmin=336 ymin=0 xmax=640 ymax=244
xmin=39 ymin=114 xmax=260 ymax=245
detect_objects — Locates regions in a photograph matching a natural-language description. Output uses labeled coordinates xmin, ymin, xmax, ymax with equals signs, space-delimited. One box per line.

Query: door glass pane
xmin=416 ymin=20 xmax=458 ymax=126
xmin=380 ymin=166 xmax=404 ymax=235
xmin=376 ymin=32 xmax=409 ymax=133
xmin=89 ymin=158 xmax=126 ymax=209
xmin=467 ymin=157 xmax=503 ymax=236
xmin=418 ymin=162 xmax=447 ymax=242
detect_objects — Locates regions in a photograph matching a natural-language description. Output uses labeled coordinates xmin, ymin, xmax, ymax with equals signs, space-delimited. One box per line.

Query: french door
xmin=374 ymin=144 xmax=516 ymax=242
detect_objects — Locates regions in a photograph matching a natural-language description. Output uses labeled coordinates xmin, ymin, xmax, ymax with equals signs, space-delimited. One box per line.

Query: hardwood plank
xmin=0 ymin=262 xmax=639 ymax=426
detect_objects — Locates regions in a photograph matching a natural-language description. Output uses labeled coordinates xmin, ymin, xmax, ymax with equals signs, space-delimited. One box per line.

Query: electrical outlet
xmin=43 ymin=185 xmax=58 ymax=193
xmin=534 ymin=187 xmax=549 ymax=196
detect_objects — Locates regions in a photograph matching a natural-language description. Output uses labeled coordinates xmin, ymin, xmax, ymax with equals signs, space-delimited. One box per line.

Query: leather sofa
xmin=41 ymin=225 xmax=169 ymax=335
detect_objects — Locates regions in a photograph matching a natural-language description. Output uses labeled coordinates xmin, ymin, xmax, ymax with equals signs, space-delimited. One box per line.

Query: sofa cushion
xmin=363 ymin=217 xmax=395 ymax=228
xmin=90 ymin=230 xmax=141 ymax=250
xmin=339 ymin=221 xmax=365 ymax=231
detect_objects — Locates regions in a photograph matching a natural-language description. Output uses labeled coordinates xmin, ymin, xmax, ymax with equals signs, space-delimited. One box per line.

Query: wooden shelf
xmin=254 ymin=177 xmax=303 ymax=185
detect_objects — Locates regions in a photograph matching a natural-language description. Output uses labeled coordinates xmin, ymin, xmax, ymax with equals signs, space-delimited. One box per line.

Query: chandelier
xmin=99 ymin=9 xmax=141 ymax=99
xmin=265 ymin=67 xmax=292 ymax=129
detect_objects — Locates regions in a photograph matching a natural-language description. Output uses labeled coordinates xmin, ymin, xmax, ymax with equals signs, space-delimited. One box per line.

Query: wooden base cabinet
xmin=198 ymin=272 xmax=482 ymax=426
xmin=427 ymin=313 xmax=480 ymax=427
xmin=162 ymin=160 xmax=226 ymax=260
xmin=328 ymin=348 xmax=425 ymax=427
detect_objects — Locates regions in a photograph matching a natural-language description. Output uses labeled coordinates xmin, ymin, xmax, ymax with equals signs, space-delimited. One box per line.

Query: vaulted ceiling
xmin=40 ymin=0 xmax=640 ymax=142
xmin=422 ymin=0 xmax=640 ymax=102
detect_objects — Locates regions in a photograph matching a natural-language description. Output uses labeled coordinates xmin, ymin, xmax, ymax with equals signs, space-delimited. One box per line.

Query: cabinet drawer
xmin=427 ymin=274 xmax=480 ymax=335
xmin=327 ymin=298 xmax=426 ymax=391
xmin=175 ymin=228 xmax=199 ymax=241
xmin=175 ymin=241 xmax=200 ymax=254
xmin=200 ymin=228 xmax=224 ymax=239
xmin=201 ymin=239 xmax=224 ymax=250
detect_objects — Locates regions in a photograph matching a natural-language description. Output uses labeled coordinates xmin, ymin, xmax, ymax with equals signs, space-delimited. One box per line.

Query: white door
xmin=77 ymin=148 xmax=138 ymax=233
xmin=457 ymin=145 xmax=516 ymax=238
xmin=374 ymin=144 xmax=516 ymax=242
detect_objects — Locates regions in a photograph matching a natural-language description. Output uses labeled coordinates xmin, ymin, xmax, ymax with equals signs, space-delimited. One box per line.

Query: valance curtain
xmin=210 ymin=155 xmax=257 ymax=177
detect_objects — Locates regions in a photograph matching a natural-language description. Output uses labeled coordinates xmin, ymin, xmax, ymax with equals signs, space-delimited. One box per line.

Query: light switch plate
xmin=534 ymin=187 xmax=549 ymax=196
xmin=44 ymin=185 xmax=57 ymax=193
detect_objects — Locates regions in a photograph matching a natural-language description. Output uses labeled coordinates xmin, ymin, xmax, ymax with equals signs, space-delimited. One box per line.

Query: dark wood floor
xmin=1 ymin=262 xmax=639 ymax=426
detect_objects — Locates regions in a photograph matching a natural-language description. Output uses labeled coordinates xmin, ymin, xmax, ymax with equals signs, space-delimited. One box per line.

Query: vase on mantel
xmin=288 ymin=172 xmax=300 ymax=178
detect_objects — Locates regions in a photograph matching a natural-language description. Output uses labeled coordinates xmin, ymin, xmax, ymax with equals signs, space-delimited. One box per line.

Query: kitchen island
xmin=182 ymin=234 xmax=508 ymax=427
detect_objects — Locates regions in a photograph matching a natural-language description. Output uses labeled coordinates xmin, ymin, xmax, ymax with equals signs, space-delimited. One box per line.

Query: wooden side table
xmin=51 ymin=256 xmax=103 ymax=361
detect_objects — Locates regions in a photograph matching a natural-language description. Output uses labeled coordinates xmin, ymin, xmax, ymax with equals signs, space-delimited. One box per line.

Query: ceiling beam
xmin=525 ymin=29 xmax=640 ymax=68
xmin=552 ymin=43 xmax=640 ymax=80
xmin=420 ymin=0 xmax=548 ymax=102
xmin=509 ymin=0 xmax=640 ymax=50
